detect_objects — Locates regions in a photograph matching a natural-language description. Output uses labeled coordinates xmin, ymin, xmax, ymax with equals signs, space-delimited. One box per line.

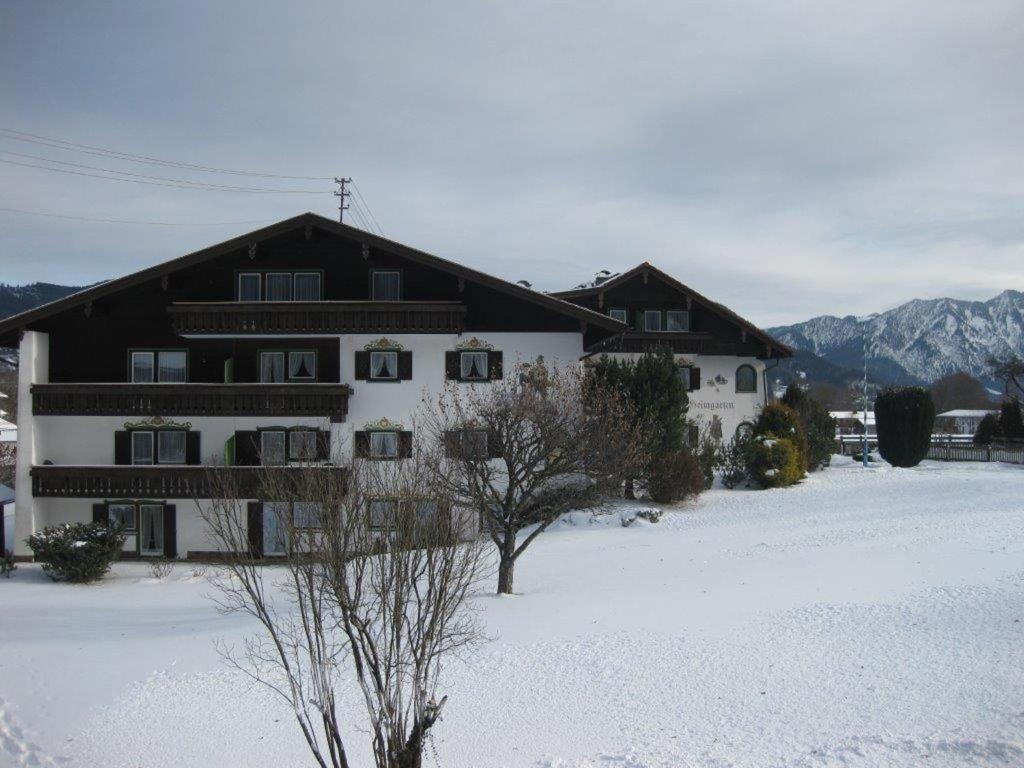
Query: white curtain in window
xmin=293 ymin=273 xmax=321 ymax=301
xmin=158 ymin=431 xmax=186 ymax=464
xmin=132 ymin=352 xmax=155 ymax=383
xmin=260 ymin=352 xmax=285 ymax=383
xmin=108 ymin=504 xmax=136 ymax=530
xmin=293 ymin=502 xmax=322 ymax=528
xmin=288 ymin=351 xmax=315 ymax=379
xmin=461 ymin=351 xmax=487 ymax=380
xmin=132 ymin=432 xmax=154 ymax=465
xmin=238 ymin=273 xmax=261 ymax=301
xmin=139 ymin=505 xmax=163 ymax=555
xmin=266 ymin=273 xmax=292 ymax=301
xmin=263 ymin=502 xmax=288 ymax=555
xmin=261 ymin=431 xmax=286 ymax=465
xmin=369 ymin=500 xmax=397 ymax=529
xmin=157 ymin=351 xmax=186 ymax=382
xmin=372 ymin=272 xmax=400 ymax=300
xmin=289 ymin=430 xmax=317 ymax=460
xmin=370 ymin=351 xmax=396 ymax=379
xmin=370 ymin=431 xmax=398 ymax=458
xmin=666 ymin=311 xmax=689 ymax=332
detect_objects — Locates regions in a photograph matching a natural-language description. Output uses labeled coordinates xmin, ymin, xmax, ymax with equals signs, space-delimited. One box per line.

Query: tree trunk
xmin=497 ymin=533 xmax=515 ymax=594
xmin=624 ymin=477 xmax=636 ymax=500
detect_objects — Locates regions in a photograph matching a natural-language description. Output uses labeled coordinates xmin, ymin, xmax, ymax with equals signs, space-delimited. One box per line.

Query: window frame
xmin=288 ymin=429 xmax=318 ymax=462
xmin=287 ymin=350 xmax=317 ymax=380
xmin=259 ymin=350 xmax=286 ymax=383
xmin=608 ymin=308 xmax=628 ymax=323
xmin=644 ymin=310 xmax=663 ymax=332
xmin=666 ymin=310 xmax=690 ymax=332
xmin=264 ymin=272 xmax=294 ymax=302
xmin=292 ymin=271 xmax=323 ymax=301
xmin=130 ymin=351 xmax=155 ymax=383
xmin=131 ymin=431 xmax=155 ymax=465
xmin=138 ymin=503 xmax=165 ymax=557
xmin=292 ymin=501 xmax=323 ymax=530
xmin=459 ymin=350 xmax=489 ymax=382
xmin=369 ymin=430 xmax=400 ymax=460
xmin=260 ymin=429 xmax=287 ymax=466
xmin=369 ymin=350 xmax=399 ymax=381
xmin=735 ymin=364 xmax=758 ymax=393
xmin=237 ymin=272 xmax=262 ymax=302
xmin=370 ymin=269 xmax=402 ymax=301
xmin=108 ymin=503 xmax=137 ymax=531
xmin=368 ymin=498 xmax=399 ymax=531
xmin=156 ymin=429 xmax=187 ymax=465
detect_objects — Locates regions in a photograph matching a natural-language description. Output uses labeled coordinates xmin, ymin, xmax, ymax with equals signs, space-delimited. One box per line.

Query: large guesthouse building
xmin=0 ymin=213 xmax=788 ymax=561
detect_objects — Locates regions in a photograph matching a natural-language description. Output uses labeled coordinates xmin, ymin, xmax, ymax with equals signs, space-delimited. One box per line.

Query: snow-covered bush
xmin=875 ymin=386 xmax=935 ymax=467
xmin=647 ymin=449 xmax=705 ymax=503
xmin=745 ymin=435 xmax=804 ymax=488
xmin=781 ymin=384 xmax=835 ymax=471
xmin=753 ymin=404 xmax=807 ymax=468
xmin=26 ymin=522 xmax=124 ymax=583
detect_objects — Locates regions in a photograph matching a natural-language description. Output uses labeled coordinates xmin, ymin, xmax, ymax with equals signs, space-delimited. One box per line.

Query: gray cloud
xmin=1 ymin=0 xmax=1022 ymax=326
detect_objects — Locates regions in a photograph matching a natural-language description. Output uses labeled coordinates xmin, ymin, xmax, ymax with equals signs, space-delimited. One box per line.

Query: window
xmin=131 ymin=351 xmax=155 ymax=383
xmin=736 ymin=364 xmax=757 ymax=393
xmin=666 ymin=310 xmax=690 ymax=332
xmin=609 ymin=308 xmax=628 ymax=323
xmin=263 ymin=502 xmax=289 ymax=555
xmin=265 ymin=272 xmax=293 ymax=301
xmin=460 ymin=351 xmax=488 ymax=381
xmin=131 ymin=431 xmax=154 ymax=465
xmin=369 ymin=499 xmax=398 ymax=530
xmin=644 ymin=310 xmax=662 ymax=332
xmin=371 ymin=270 xmax=401 ymax=300
xmin=158 ymin=431 xmax=186 ymax=464
xmin=369 ymin=430 xmax=399 ymax=459
xmin=260 ymin=352 xmax=285 ymax=383
xmin=158 ymin=351 xmax=187 ymax=382
xmin=462 ymin=429 xmax=488 ymax=460
xmin=293 ymin=502 xmax=322 ymax=529
xmin=289 ymin=430 xmax=317 ymax=461
xmin=293 ymin=272 xmax=322 ymax=301
xmin=108 ymin=503 xmax=136 ymax=531
xmin=138 ymin=504 xmax=164 ymax=556
xmin=370 ymin=351 xmax=398 ymax=380
xmin=288 ymin=351 xmax=316 ymax=380
xmin=261 ymin=430 xmax=287 ymax=465
xmin=238 ymin=272 xmax=261 ymax=301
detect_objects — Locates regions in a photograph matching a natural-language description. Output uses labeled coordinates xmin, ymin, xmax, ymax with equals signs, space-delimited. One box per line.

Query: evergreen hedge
xmin=998 ymin=400 xmax=1024 ymax=439
xmin=27 ymin=522 xmax=125 ymax=583
xmin=874 ymin=386 xmax=935 ymax=467
xmin=781 ymin=383 xmax=836 ymax=471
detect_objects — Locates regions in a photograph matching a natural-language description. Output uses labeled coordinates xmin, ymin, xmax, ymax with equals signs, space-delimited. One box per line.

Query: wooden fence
xmin=836 ymin=435 xmax=1024 ymax=465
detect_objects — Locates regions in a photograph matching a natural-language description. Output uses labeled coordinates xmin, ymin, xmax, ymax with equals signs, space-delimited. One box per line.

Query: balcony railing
xmin=32 ymin=383 xmax=352 ymax=422
xmin=589 ymin=331 xmax=716 ymax=355
xmin=30 ymin=464 xmax=345 ymax=498
xmin=168 ymin=301 xmax=466 ymax=335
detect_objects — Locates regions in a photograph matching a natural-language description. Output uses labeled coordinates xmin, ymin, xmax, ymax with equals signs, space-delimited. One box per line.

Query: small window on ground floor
xmin=369 ymin=430 xmax=399 ymax=459
xmin=138 ymin=504 xmax=164 ymax=556
xmin=460 ymin=350 xmax=488 ymax=381
xmin=108 ymin=503 xmax=136 ymax=531
xmin=369 ymin=499 xmax=399 ymax=530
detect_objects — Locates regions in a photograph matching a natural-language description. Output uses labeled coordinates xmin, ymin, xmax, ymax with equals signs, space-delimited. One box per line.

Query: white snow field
xmin=2 ymin=457 xmax=1024 ymax=768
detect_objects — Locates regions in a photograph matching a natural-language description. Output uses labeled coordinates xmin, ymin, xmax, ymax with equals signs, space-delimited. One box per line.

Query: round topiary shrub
xmin=744 ymin=435 xmax=804 ymax=488
xmin=973 ymin=413 xmax=1002 ymax=445
xmin=27 ymin=522 xmax=125 ymax=583
xmin=753 ymin=403 xmax=808 ymax=469
xmin=875 ymin=386 xmax=935 ymax=467
xmin=647 ymin=449 xmax=705 ymax=503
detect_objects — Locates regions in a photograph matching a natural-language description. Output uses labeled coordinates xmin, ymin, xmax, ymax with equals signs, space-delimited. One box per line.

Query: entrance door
xmin=139 ymin=504 xmax=164 ymax=556
xmin=263 ymin=502 xmax=289 ymax=556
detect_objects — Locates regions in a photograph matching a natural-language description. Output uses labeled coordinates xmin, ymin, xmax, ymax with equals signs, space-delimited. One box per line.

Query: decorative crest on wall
xmin=123 ymin=415 xmax=192 ymax=430
xmin=364 ymin=416 xmax=404 ymax=432
xmin=363 ymin=338 xmax=404 ymax=351
xmin=454 ymin=337 xmax=493 ymax=351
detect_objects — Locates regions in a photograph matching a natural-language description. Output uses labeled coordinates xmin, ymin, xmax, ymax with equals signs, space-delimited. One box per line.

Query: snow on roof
xmin=829 ymin=411 xmax=875 ymax=424
xmin=937 ymin=409 xmax=996 ymax=418
xmin=0 ymin=417 xmax=16 ymax=443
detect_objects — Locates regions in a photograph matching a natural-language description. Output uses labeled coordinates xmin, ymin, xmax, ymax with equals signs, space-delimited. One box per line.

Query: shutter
xmin=354 ymin=431 xmax=370 ymax=458
xmin=223 ymin=357 xmax=234 ymax=383
xmin=234 ymin=431 xmax=260 ymax=466
xmin=247 ymin=502 xmax=263 ymax=558
xmin=163 ymin=505 xmax=178 ymax=559
xmin=443 ymin=430 xmax=461 ymax=458
xmin=316 ymin=430 xmax=331 ymax=461
xmin=487 ymin=428 xmax=502 ymax=459
xmin=93 ymin=502 xmax=108 ymax=525
xmin=186 ymin=432 xmax=201 ymax=465
xmin=114 ymin=431 xmax=131 ymax=465
xmin=354 ymin=351 xmax=370 ymax=381
xmin=445 ymin=351 xmax=460 ymax=380
xmin=488 ymin=351 xmax=503 ymax=380
xmin=398 ymin=431 xmax=413 ymax=458
xmin=398 ymin=351 xmax=413 ymax=380
xmin=690 ymin=367 xmax=701 ymax=391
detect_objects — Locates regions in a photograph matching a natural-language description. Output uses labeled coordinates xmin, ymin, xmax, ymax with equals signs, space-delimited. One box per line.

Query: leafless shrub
xmin=198 ymin=449 xmax=487 ymax=768
xmin=148 ymin=558 xmax=175 ymax=579
xmin=422 ymin=359 xmax=646 ymax=594
xmin=189 ymin=563 xmax=209 ymax=579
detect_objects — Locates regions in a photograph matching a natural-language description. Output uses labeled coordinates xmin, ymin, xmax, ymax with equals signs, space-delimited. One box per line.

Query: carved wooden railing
xmin=30 ymin=465 xmax=345 ymax=498
xmin=32 ymin=383 xmax=352 ymax=422
xmin=168 ymin=301 xmax=466 ymax=335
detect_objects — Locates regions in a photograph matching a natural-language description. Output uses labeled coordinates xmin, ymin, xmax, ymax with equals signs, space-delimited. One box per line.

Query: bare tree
xmin=199 ymin=450 xmax=487 ymax=768
xmin=423 ymin=359 xmax=646 ymax=595
xmin=989 ymin=355 xmax=1024 ymax=403
xmin=929 ymin=371 xmax=993 ymax=413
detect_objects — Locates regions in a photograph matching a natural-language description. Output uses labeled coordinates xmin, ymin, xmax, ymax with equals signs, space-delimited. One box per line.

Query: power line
xmin=0 ymin=157 xmax=329 ymax=194
xmin=0 ymin=127 xmax=333 ymax=180
xmin=0 ymin=206 xmax=273 ymax=227
xmin=352 ymin=181 xmax=384 ymax=235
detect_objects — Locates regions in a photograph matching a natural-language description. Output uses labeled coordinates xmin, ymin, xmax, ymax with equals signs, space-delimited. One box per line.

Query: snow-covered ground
xmin=3 ymin=457 xmax=1024 ymax=767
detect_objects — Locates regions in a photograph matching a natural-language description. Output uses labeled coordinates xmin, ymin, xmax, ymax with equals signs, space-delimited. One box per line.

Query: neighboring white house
xmin=0 ymin=417 xmax=16 ymax=446
xmin=935 ymin=409 xmax=996 ymax=436
xmin=831 ymin=410 xmax=876 ymax=436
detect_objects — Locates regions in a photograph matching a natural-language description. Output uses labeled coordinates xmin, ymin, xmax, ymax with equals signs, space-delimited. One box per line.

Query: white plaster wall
xmin=14 ymin=331 xmax=48 ymax=557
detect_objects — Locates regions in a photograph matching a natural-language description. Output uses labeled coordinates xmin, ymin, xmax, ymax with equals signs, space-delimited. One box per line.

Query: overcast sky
xmin=1 ymin=1 xmax=1022 ymax=326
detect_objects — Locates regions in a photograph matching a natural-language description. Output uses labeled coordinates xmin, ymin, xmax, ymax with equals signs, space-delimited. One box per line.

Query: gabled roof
xmin=553 ymin=261 xmax=792 ymax=357
xmin=0 ymin=212 xmax=627 ymax=345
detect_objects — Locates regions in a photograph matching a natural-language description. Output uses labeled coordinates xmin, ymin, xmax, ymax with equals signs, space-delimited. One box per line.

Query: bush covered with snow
xmin=647 ymin=449 xmax=705 ymax=503
xmin=753 ymin=404 xmax=807 ymax=468
xmin=875 ymin=386 xmax=935 ymax=468
xmin=26 ymin=522 xmax=125 ymax=583
xmin=745 ymin=435 xmax=804 ymax=488
xmin=781 ymin=383 xmax=835 ymax=471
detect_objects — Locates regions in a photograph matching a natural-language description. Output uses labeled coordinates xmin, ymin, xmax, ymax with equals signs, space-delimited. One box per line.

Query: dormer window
xmin=370 ymin=350 xmax=398 ymax=380
xmin=460 ymin=351 xmax=488 ymax=381
xmin=609 ymin=308 xmax=628 ymax=323
xmin=644 ymin=310 xmax=662 ymax=332
xmin=371 ymin=270 xmax=401 ymax=300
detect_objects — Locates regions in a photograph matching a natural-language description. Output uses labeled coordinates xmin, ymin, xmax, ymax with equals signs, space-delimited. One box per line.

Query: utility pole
xmin=334 ymin=177 xmax=351 ymax=223
xmin=862 ymin=324 xmax=870 ymax=468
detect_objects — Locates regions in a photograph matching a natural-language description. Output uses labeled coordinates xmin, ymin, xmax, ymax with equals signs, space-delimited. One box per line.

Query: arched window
xmin=736 ymin=364 xmax=757 ymax=393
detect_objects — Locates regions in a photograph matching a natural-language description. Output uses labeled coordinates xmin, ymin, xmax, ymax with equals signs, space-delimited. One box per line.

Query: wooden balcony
xmin=32 ymin=383 xmax=352 ymax=422
xmin=30 ymin=464 xmax=345 ymax=498
xmin=588 ymin=332 xmax=716 ymax=355
xmin=168 ymin=301 xmax=466 ymax=335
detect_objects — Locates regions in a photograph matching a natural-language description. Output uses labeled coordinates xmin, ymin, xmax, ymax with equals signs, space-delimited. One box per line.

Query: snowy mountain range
xmin=768 ymin=290 xmax=1024 ymax=388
